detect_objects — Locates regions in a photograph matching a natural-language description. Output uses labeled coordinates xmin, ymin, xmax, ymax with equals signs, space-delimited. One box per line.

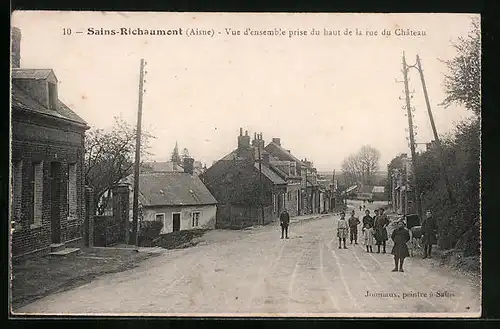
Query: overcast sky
xmin=12 ymin=12 xmax=478 ymax=171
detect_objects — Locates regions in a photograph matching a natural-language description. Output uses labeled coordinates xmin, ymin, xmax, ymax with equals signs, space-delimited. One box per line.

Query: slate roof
xmin=11 ymin=81 xmax=87 ymax=126
xmin=254 ymin=163 xmax=286 ymax=185
xmin=141 ymin=161 xmax=184 ymax=173
xmin=123 ymin=172 xmax=217 ymax=207
xmin=12 ymin=68 xmax=57 ymax=81
xmin=265 ymin=142 xmax=302 ymax=163
xmin=220 ymin=147 xmax=270 ymax=161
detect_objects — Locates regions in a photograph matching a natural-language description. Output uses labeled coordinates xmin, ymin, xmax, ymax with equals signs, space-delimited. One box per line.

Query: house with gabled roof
xmin=201 ymin=129 xmax=291 ymax=228
xmin=10 ymin=27 xmax=90 ymax=258
xmin=116 ymin=157 xmax=218 ymax=234
xmin=265 ymin=138 xmax=322 ymax=215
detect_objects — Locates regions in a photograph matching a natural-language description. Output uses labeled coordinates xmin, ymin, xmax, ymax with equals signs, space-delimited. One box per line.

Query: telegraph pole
xmin=304 ymin=162 xmax=308 ymax=214
xmin=257 ymin=133 xmax=265 ymax=225
xmin=402 ymin=52 xmax=422 ymax=221
xmin=416 ymin=55 xmax=455 ymax=205
xmin=332 ymin=169 xmax=335 ymax=212
xmin=131 ymin=58 xmax=145 ymax=246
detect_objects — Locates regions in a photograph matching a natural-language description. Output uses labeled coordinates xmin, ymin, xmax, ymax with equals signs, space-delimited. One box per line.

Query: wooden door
xmin=172 ymin=213 xmax=181 ymax=232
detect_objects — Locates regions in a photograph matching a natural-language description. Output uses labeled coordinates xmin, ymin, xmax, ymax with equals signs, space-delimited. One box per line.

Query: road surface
xmin=14 ymin=201 xmax=480 ymax=317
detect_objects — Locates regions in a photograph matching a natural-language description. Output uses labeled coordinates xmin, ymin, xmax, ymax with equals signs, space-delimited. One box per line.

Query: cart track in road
xmin=324 ymin=239 xmax=359 ymax=310
xmin=245 ymin=237 xmax=288 ymax=311
xmin=318 ymin=240 xmax=340 ymax=311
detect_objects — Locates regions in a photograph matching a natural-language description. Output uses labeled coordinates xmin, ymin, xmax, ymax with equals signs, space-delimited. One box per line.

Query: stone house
xmin=115 ymin=157 xmax=218 ymax=235
xmin=264 ymin=138 xmax=322 ymax=215
xmin=10 ymin=27 xmax=90 ymax=258
xmin=201 ymin=129 xmax=290 ymax=228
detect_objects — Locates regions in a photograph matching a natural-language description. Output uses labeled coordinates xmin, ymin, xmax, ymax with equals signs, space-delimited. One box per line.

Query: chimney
xmin=258 ymin=133 xmax=265 ymax=149
xmin=11 ymin=27 xmax=21 ymax=68
xmin=237 ymin=128 xmax=251 ymax=149
xmin=272 ymin=138 xmax=281 ymax=146
xmin=183 ymin=157 xmax=194 ymax=175
xmin=252 ymin=132 xmax=258 ymax=147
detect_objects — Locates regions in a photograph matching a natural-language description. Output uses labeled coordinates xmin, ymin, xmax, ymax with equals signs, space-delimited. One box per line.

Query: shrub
xmin=138 ymin=220 xmax=164 ymax=246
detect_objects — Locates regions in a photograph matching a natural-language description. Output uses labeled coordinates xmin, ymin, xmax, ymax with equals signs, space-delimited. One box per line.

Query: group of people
xmin=336 ymin=208 xmax=390 ymax=253
xmin=279 ymin=204 xmax=438 ymax=273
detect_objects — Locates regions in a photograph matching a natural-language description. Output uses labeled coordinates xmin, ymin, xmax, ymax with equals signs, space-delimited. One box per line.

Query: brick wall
xmin=11 ymin=111 xmax=86 ymax=258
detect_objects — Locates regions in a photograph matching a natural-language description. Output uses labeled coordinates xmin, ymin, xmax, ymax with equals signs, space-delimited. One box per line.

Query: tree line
xmin=341 ymin=145 xmax=381 ymax=187
xmin=389 ymin=18 xmax=480 ymax=256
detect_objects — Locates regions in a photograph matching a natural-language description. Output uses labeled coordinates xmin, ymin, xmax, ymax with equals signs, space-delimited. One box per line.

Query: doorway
xmin=50 ymin=162 xmax=61 ymax=244
xmin=172 ymin=213 xmax=181 ymax=232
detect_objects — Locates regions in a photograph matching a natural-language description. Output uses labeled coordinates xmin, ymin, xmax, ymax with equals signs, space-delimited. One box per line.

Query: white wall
xmin=142 ymin=204 xmax=216 ymax=234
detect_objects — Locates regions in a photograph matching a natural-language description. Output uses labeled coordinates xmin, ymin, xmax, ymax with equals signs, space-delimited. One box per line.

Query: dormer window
xmin=289 ymin=162 xmax=296 ymax=176
xmin=48 ymin=82 xmax=58 ymax=110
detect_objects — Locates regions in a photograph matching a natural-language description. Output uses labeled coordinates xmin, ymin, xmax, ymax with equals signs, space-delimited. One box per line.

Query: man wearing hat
xmin=421 ymin=210 xmax=437 ymax=258
xmin=280 ymin=208 xmax=290 ymax=239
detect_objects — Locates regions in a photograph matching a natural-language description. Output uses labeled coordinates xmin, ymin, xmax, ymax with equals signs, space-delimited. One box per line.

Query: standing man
xmin=374 ymin=208 xmax=390 ymax=253
xmin=348 ymin=209 xmax=361 ymax=244
xmin=280 ymin=208 xmax=290 ymax=239
xmin=421 ymin=210 xmax=437 ymax=258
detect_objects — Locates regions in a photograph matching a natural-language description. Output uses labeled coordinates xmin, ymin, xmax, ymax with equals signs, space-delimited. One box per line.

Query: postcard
xmin=10 ymin=11 xmax=481 ymax=318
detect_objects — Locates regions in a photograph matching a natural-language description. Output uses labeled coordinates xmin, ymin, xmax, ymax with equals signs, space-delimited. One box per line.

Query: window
xmin=67 ymin=163 xmax=77 ymax=219
xmin=31 ymin=162 xmax=43 ymax=227
xmin=155 ymin=213 xmax=165 ymax=225
xmin=11 ymin=160 xmax=22 ymax=222
xmin=191 ymin=212 xmax=200 ymax=227
xmin=289 ymin=163 xmax=296 ymax=176
xmin=287 ymin=191 xmax=291 ymax=201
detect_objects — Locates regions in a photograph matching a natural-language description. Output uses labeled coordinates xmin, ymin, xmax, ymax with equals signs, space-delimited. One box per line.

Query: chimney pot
xmin=245 ymin=130 xmax=248 ymax=136
xmin=240 ymin=128 xmax=243 ymax=136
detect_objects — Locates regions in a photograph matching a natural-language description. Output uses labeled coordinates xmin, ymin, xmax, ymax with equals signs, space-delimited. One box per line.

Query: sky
xmin=12 ymin=12 xmax=478 ymax=171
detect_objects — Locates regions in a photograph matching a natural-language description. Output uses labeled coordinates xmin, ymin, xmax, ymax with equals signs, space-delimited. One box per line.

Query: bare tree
xmin=85 ymin=116 xmax=155 ymax=215
xmin=357 ymin=145 xmax=381 ymax=185
xmin=341 ymin=145 xmax=381 ymax=186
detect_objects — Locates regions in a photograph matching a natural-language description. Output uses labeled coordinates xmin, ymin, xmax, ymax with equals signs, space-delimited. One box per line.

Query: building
xmin=140 ymin=161 xmax=184 ymax=173
xmin=10 ymin=27 xmax=90 ymax=258
xmin=116 ymin=157 xmax=218 ymax=235
xmin=141 ymin=159 xmax=205 ymax=176
xmin=390 ymin=154 xmax=415 ymax=215
xmin=264 ymin=139 xmax=322 ymax=215
xmin=202 ymin=129 xmax=292 ymax=228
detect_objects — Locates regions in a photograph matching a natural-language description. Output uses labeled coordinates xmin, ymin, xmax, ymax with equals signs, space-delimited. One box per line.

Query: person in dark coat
xmin=348 ymin=210 xmax=361 ymax=244
xmin=362 ymin=209 xmax=374 ymax=229
xmin=391 ymin=219 xmax=410 ymax=272
xmin=374 ymin=208 xmax=390 ymax=253
xmin=421 ymin=210 xmax=437 ymax=258
xmin=280 ymin=208 xmax=290 ymax=239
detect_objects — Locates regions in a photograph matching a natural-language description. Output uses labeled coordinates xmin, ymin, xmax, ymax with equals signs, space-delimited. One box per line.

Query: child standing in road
xmin=363 ymin=221 xmax=375 ymax=253
xmin=337 ymin=211 xmax=348 ymax=249
xmin=391 ymin=218 xmax=410 ymax=272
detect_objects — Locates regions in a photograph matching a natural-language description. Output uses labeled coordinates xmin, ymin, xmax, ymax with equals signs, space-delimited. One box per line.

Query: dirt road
xmin=14 ymin=202 xmax=480 ymax=317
